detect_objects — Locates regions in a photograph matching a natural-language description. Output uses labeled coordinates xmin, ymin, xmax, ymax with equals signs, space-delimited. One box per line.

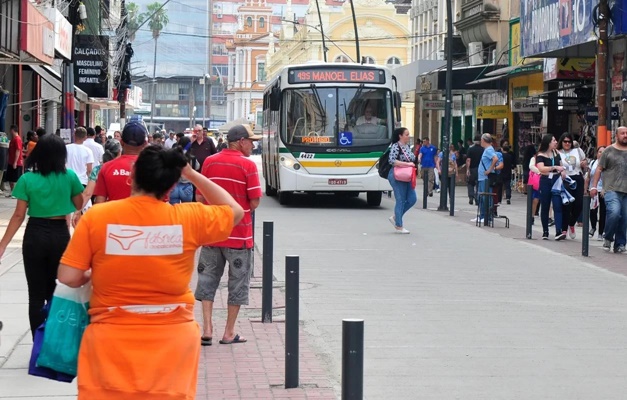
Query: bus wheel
xmin=266 ymin=182 xmax=277 ymax=197
xmin=278 ymin=191 xmax=291 ymax=205
xmin=366 ymin=191 xmax=382 ymax=207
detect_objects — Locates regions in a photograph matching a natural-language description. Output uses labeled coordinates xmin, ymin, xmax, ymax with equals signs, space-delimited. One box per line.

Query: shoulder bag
xmin=393 ymin=144 xmax=415 ymax=182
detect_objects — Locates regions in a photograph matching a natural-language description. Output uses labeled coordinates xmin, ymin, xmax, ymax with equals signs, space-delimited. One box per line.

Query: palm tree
xmin=141 ymin=2 xmax=169 ymax=123
xmin=126 ymin=2 xmax=143 ymax=42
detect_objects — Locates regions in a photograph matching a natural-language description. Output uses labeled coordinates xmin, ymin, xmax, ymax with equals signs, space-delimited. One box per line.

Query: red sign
xmin=20 ymin=0 xmax=54 ymax=65
xmin=288 ymin=67 xmax=386 ymax=84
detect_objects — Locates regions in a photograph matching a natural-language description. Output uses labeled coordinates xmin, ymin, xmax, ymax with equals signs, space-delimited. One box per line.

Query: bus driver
xmin=356 ymin=106 xmax=383 ymax=126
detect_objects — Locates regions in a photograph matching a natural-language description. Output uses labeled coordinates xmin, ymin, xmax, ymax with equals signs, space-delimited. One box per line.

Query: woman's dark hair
xmin=134 ymin=146 xmax=187 ymax=199
xmin=537 ymin=134 xmax=555 ymax=154
xmin=177 ymin=136 xmax=191 ymax=149
xmin=103 ymin=139 xmax=122 ymax=163
xmin=557 ymin=132 xmax=573 ymax=150
xmin=26 ymin=131 xmax=36 ymax=142
xmin=392 ymin=127 xmax=408 ymax=143
xmin=25 ymin=134 xmax=67 ymax=176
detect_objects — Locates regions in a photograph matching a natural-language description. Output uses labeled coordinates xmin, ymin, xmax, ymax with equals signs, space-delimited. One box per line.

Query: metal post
xmin=348 ymin=0 xmax=360 ymax=62
xmin=285 ymin=255 xmax=299 ymax=389
xmin=582 ymin=195 xmax=591 ymax=257
xmin=150 ymin=37 xmax=158 ymax=125
xmin=342 ymin=319 xmax=364 ymax=400
xmin=449 ymin=174 xmax=455 ymax=216
xmin=526 ymin=185 xmax=533 ymax=239
xmin=597 ymin=0 xmax=610 ymax=147
xmin=262 ymin=221 xmax=273 ymax=323
xmin=422 ymin=169 xmax=428 ymax=209
xmin=483 ymin=192 xmax=490 ymax=227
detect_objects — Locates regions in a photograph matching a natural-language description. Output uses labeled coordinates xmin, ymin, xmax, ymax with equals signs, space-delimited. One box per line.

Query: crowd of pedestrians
xmin=0 ymin=121 xmax=261 ymax=399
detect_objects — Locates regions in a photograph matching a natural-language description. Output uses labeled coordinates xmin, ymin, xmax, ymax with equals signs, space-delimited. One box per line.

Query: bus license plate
xmin=329 ymin=179 xmax=347 ymax=185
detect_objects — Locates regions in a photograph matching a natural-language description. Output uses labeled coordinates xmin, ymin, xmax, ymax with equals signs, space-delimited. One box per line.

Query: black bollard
xmin=285 ymin=255 xmax=299 ymax=389
xmin=342 ymin=319 xmax=364 ymax=400
xmin=262 ymin=221 xmax=274 ymax=323
xmin=526 ymin=185 xmax=533 ymax=239
xmin=449 ymin=174 xmax=456 ymax=216
xmin=422 ymin=169 xmax=428 ymax=209
xmin=582 ymin=195 xmax=591 ymax=257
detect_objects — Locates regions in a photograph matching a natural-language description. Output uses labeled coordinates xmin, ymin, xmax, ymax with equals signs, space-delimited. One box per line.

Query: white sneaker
xmin=395 ymin=228 xmax=410 ymax=234
xmin=568 ymin=225 xmax=576 ymax=239
xmin=597 ymin=233 xmax=604 ymax=241
xmin=471 ymin=217 xmax=484 ymax=223
xmin=388 ymin=216 xmax=396 ymax=227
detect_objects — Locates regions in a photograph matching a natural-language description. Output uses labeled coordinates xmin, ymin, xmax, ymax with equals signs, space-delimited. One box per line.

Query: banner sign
xmin=424 ymin=100 xmax=445 ymax=110
xmin=543 ymin=58 xmax=595 ymax=80
xmin=73 ymin=35 xmax=109 ymax=98
xmin=511 ymin=99 xmax=540 ymax=113
xmin=585 ymin=107 xmax=620 ymax=122
xmin=476 ymin=105 xmax=509 ymax=119
xmin=520 ymin=0 xmax=595 ymax=58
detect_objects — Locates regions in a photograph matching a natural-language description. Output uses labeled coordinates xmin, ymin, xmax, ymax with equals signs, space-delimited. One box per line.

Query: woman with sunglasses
xmin=557 ymin=132 xmax=588 ymax=239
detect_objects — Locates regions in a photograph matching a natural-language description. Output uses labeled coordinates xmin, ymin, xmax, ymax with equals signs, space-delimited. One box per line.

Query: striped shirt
xmin=200 ymin=149 xmax=262 ymax=249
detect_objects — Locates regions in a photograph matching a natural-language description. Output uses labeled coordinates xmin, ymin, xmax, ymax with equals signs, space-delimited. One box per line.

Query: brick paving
xmin=191 ymin=250 xmax=338 ymax=399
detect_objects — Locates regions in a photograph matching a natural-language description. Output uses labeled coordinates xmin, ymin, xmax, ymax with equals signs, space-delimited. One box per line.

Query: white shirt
xmin=66 ymin=143 xmax=94 ymax=185
xmin=164 ymin=137 xmax=176 ymax=149
xmin=356 ymin=116 xmax=381 ymax=126
xmin=84 ymin=137 xmax=104 ymax=167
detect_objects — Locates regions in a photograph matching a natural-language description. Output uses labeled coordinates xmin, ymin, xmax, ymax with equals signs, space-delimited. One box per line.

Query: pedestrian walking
xmin=66 ymin=127 xmax=94 ymax=187
xmin=590 ymin=126 xmax=627 ymax=253
xmin=57 ymin=145 xmax=244 ymax=399
xmin=24 ymin=130 xmax=38 ymax=160
xmin=465 ymin=135 xmax=483 ymax=205
xmin=93 ymin=122 xmax=146 ymax=203
xmin=84 ymin=127 xmax=105 ymax=168
xmin=557 ymin=132 xmax=588 ymax=239
xmin=587 ymin=146 xmax=606 ymax=241
xmin=500 ymin=144 xmax=515 ymax=204
xmin=473 ymin=133 xmax=498 ymax=224
xmin=0 ymin=134 xmax=84 ymax=337
xmin=5 ymin=124 xmax=23 ymax=197
xmin=418 ymin=136 xmax=438 ymax=196
xmin=169 ymin=136 xmax=198 ymax=204
xmin=536 ymin=134 xmax=567 ymax=240
xmin=386 ymin=127 xmax=417 ymax=234
xmin=195 ymin=124 xmax=262 ymax=346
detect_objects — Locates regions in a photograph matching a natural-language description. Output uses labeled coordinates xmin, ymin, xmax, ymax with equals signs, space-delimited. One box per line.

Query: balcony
xmin=454 ymin=0 xmax=501 ymax=45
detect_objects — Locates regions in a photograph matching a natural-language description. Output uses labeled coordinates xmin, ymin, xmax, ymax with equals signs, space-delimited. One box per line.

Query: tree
xmin=126 ymin=2 xmax=143 ymax=42
xmin=141 ymin=2 xmax=169 ymax=39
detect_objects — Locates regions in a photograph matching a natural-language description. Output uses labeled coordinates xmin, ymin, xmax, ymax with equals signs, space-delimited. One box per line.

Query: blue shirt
xmin=495 ymin=152 xmax=503 ymax=174
xmin=419 ymin=144 xmax=438 ymax=168
xmin=478 ymin=146 xmax=496 ymax=182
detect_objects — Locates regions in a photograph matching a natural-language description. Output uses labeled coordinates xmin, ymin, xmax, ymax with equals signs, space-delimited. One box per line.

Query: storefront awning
xmin=29 ymin=65 xmax=89 ymax=103
xmin=484 ymin=60 xmax=543 ymax=77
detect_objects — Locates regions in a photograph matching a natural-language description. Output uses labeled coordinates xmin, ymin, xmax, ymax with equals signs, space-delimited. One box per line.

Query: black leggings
xmin=22 ymin=218 xmax=70 ymax=337
xmin=561 ymin=174 xmax=585 ymax=231
xmin=590 ymin=196 xmax=607 ymax=235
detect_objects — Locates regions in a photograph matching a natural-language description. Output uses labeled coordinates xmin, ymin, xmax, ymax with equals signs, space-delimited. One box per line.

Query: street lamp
xmin=201 ymin=74 xmax=210 ymax=127
xmin=280 ymin=19 xmax=354 ymax=62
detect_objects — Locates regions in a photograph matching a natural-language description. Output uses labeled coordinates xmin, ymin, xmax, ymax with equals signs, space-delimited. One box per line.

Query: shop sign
xmin=476 ymin=105 xmax=509 ymax=119
xmin=509 ymin=20 xmax=542 ymax=68
xmin=73 ymin=35 xmax=109 ymax=98
xmin=561 ymin=98 xmax=579 ymax=110
xmin=511 ymin=99 xmax=540 ymax=112
xmin=520 ymin=0 xmax=595 ymax=58
xmin=519 ymin=113 xmax=535 ymax=122
xmin=424 ymin=100 xmax=445 ymax=110
xmin=43 ymin=8 xmax=72 ymax=60
xmin=127 ymin=86 xmax=143 ymax=109
xmin=20 ymin=0 xmax=54 ymax=65
xmin=543 ymin=58 xmax=595 ymax=80
xmin=585 ymin=107 xmax=620 ymax=122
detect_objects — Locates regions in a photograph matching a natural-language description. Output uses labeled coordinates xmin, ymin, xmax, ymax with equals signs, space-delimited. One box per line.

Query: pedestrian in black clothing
xmin=500 ymin=145 xmax=515 ymax=204
xmin=522 ymin=140 xmax=537 ymax=190
xmin=465 ymin=135 xmax=484 ymax=204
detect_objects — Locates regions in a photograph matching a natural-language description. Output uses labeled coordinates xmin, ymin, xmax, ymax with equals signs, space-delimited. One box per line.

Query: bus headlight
xmin=280 ymin=157 xmax=295 ymax=168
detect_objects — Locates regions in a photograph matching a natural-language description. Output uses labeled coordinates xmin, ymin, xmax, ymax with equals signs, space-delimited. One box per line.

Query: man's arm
xmin=590 ymin=164 xmax=603 ymax=192
xmin=250 ymin=198 xmax=260 ymax=211
xmin=13 ymin=148 xmax=19 ymax=168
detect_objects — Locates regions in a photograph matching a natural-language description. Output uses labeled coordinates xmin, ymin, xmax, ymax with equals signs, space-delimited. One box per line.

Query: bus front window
xmin=339 ymin=88 xmax=392 ymax=146
xmin=284 ymin=88 xmax=335 ymax=146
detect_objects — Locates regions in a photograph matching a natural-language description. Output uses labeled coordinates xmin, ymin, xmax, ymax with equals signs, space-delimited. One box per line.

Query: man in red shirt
xmin=6 ymin=125 xmax=23 ymax=198
xmin=93 ymin=122 xmax=147 ymax=203
xmin=194 ymin=124 xmax=262 ymax=345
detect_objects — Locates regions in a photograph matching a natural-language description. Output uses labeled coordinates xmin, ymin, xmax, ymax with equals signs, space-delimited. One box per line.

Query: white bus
xmin=261 ymin=62 xmax=402 ymax=206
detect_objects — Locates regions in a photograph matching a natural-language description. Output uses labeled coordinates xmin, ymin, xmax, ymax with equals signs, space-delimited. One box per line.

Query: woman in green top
xmin=0 ymin=134 xmax=84 ymax=337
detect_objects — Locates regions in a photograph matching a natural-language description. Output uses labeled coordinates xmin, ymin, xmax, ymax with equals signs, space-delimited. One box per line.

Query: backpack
xmin=378 ymin=147 xmax=393 ymax=178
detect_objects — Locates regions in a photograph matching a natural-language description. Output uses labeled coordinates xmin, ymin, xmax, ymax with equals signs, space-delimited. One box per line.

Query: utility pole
xmin=206 ymin=0 xmax=213 ymax=128
xmin=597 ymin=0 xmax=609 ymax=147
xmin=348 ymin=0 xmax=360 ymax=62
xmin=438 ymin=0 xmax=453 ymax=211
xmin=314 ymin=0 xmax=327 ymax=62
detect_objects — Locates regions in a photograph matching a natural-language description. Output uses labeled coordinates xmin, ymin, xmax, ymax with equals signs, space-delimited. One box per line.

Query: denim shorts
xmin=194 ymin=247 xmax=252 ymax=306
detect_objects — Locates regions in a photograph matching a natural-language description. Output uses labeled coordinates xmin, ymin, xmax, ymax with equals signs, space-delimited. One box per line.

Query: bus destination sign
xmin=289 ymin=68 xmax=386 ymax=84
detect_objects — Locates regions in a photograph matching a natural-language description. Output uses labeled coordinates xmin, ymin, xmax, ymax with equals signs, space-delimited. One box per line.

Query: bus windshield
xmin=282 ymin=87 xmax=392 ymax=149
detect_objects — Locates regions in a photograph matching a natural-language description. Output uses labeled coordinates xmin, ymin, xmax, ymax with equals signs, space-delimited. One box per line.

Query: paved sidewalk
xmin=0 ymin=197 xmax=338 ymax=399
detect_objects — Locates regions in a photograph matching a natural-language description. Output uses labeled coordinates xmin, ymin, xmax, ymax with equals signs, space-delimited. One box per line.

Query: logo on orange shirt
xmin=106 ymin=224 xmax=183 ymax=255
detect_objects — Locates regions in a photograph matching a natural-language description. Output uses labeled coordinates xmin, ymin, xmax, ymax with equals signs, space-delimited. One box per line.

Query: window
xmin=257 ymin=62 xmax=266 ymax=81
xmin=334 ymin=55 xmax=350 ymax=63
xmin=212 ymin=43 xmax=227 ymax=55
xmin=178 ymin=84 xmax=189 ymax=101
xmin=386 ymin=57 xmax=402 ymax=67
xmin=259 ymin=17 xmax=265 ymax=28
xmin=362 ymin=56 xmax=376 ymax=64
xmin=246 ymin=17 xmax=252 ymax=27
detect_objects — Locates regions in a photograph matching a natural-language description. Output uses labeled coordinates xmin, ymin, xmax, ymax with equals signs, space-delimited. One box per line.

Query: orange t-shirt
xmin=60 ymin=196 xmax=233 ymax=309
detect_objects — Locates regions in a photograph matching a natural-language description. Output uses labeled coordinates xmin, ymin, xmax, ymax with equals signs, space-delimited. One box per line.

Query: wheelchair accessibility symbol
xmin=339 ymin=132 xmax=353 ymax=146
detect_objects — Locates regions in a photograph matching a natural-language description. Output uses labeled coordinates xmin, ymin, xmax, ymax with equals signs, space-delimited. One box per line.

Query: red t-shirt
xmin=93 ymin=155 xmax=137 ymax=201
xmin=9 ymin=135 xmax=23 ymax=166
xmin=201 ymin=149 xmax=262 ymax=249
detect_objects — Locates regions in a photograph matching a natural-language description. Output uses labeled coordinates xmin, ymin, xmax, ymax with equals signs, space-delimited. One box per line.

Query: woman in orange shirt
xmin=57 ymin=145 xmax=244 ymax=399
xmin=24 ymin=130 xmax=38 ymax=159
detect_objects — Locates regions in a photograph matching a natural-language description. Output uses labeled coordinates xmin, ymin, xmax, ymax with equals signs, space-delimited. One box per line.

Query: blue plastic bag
xmin=36 ymin=282 xmax=91 ymax=376
xmin=28 ymin=317 xmax=75 ymax=382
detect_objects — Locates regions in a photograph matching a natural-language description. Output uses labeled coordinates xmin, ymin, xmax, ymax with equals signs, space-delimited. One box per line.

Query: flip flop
xmin=219 ymin=334 xmax=247 ymax=344
xmin=200 ymin=336 xmax=212 ymax=346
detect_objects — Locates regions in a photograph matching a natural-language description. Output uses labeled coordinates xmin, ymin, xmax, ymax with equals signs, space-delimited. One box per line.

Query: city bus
xmin=261 ymin=62 xmax=402 ymax=206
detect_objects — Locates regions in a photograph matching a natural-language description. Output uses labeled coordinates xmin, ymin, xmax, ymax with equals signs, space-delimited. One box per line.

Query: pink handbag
xmin=528 ymin=171 xmax=540 ymax=191
xmin=393 ymin=166 xmax=414 ymax=182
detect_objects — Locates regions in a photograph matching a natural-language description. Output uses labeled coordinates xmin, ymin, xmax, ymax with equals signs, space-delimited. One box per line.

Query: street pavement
xmin=1 ymin=162 xmax=627 ymax=399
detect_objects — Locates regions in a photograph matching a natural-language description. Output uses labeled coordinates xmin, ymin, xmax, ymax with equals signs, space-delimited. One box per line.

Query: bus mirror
xmin=270 ymin=88 xmax=281 ymax=111
xmin=394 ymin=92 xmax=402 ymax=122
